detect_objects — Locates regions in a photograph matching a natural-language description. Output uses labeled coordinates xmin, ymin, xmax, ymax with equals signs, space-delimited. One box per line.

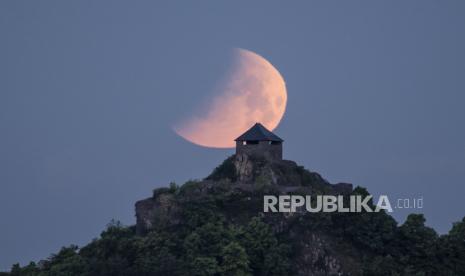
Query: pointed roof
xmin=235 ymin=123 xmax=283 ymax=142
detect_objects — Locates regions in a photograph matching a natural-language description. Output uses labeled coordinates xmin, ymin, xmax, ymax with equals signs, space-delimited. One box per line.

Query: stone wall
xmin=235 ymin=140 xmax=282 ymax=160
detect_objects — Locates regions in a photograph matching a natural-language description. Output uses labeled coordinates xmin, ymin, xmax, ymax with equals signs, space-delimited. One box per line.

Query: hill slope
xmin=5 ymin=155 xmax=465 ymax=276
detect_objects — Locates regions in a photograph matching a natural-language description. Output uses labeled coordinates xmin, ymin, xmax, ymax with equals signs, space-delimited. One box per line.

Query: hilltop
xmin=5 ymin=155 xmax=465 ymax=276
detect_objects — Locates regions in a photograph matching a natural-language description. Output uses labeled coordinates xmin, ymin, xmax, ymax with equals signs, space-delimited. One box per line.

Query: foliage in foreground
xmin=6 ymin=184 xmax=465 ymax=276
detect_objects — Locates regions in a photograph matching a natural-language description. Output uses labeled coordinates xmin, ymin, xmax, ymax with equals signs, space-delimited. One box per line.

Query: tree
xmin=190 ymin=257 xmax=219 ymax=276
xmin=241 ymin=217 xmax=291 ymax=275
xmin=220 ymin=242 xmax=250 ymax=276
xmin=134 ymin=231 xmax=182 ymax=275
xmin=438 ymin=217 xmax=465 ymax=275
xmin=395 ymin=214 xmax=438 ymax=275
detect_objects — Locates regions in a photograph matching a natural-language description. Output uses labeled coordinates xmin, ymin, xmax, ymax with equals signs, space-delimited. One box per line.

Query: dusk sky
xmin=1 ymin=1 xmax=465 ymax=269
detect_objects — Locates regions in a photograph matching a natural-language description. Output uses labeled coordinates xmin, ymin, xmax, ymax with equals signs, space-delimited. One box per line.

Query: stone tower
xmin=235 ymin=122 xmax=283 ymax=160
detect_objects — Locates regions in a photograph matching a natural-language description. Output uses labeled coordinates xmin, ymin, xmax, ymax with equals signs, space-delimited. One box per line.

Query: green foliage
xmin=169 ymin=182 xmax=179 ymax=193
xmin=134 ymin=231 xmax=182 ymax=275
xmin=395 ymin=214 xmax=439 ymax=275
xmin=7 ymin=175 xmax=465 ymax=276
xmin=441 ymin=217 xmax=465 ymax=275
xmin=220 ymin=242 xmax=251 ymax=276
xmin=178 ymin=179 xmax=202 ymax=196
xmin=205 ymin=156 xmax=237 ymax=182
xmin=190 ymin=257 xmax=219 ymax=276
xmin=361 ymin=255 xmax=400 ymax=276
xmin=241 ymin=217 xmax=291 ymax=275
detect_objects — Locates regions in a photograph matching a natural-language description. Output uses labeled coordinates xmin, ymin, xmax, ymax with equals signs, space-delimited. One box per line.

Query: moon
xmin=173 ymin=48 xmax=287 ymax=148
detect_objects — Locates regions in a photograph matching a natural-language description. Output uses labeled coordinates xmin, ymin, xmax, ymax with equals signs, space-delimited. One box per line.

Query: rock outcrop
xmin=135 ymin=155 xmax=357 ymax=275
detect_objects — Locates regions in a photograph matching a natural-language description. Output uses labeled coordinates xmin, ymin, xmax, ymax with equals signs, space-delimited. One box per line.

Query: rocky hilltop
xmin=136 ymin=154 xmax=353 ymax=234
xmin=135 ymin=155 xmax=362 ymax=275
xmin=6 ymin=154 xmax=465 ymax=276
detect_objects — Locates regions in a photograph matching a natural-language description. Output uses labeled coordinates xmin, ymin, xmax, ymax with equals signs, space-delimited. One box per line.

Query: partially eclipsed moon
xmin=173 ymin=48 xmax=287 ymax=148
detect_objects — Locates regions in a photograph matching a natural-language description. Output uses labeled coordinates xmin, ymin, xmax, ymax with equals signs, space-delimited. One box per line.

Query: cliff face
xmin=135 ymin=155 xmax=358 ymax=275
xmin=136 ymin=154 xmax=352 ymax=234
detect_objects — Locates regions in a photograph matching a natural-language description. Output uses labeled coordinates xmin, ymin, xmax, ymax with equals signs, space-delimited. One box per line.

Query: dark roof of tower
xmin=234 ymin=123 xmax=283 ymax=142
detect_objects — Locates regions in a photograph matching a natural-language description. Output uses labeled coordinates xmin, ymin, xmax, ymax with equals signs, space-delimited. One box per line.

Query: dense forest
xmin=4 ymin=157 xmax=465 ymax=276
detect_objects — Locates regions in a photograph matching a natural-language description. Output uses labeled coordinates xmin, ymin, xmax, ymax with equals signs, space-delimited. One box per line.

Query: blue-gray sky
xmin=1 ymin=1 xmax=465 ymax=269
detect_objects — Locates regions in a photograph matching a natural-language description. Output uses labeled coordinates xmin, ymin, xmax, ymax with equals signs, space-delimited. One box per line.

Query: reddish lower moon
xmin=173 ymin=48 xmax=287 ymax=148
